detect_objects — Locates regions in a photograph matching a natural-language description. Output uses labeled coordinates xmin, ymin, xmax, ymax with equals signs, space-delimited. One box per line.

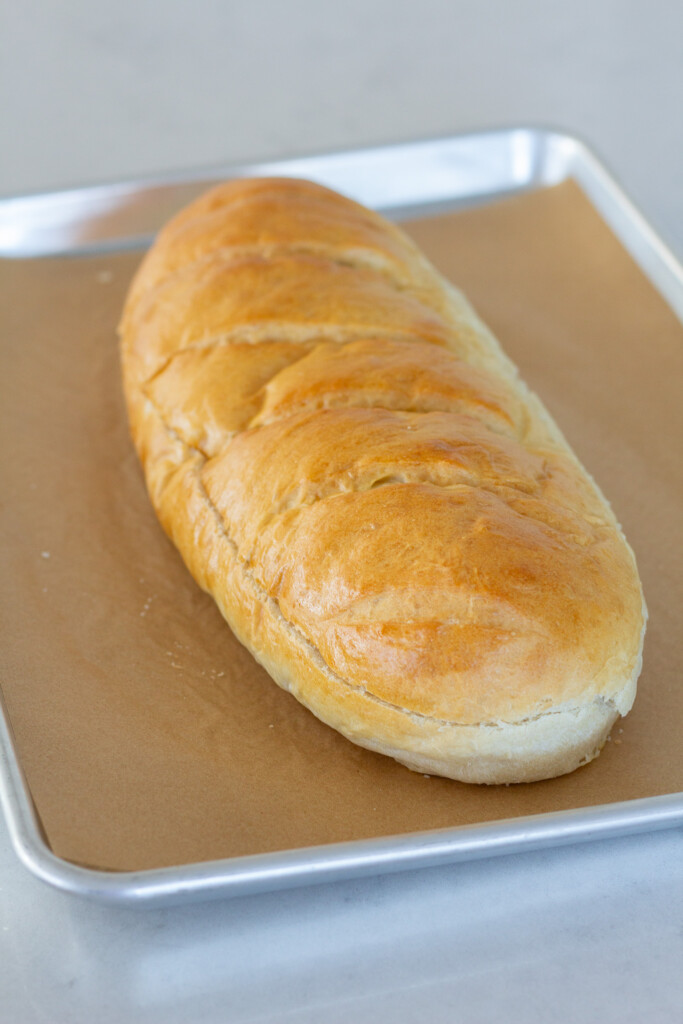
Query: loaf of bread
xmin=119 ymin=177 xmax=646 ymax=784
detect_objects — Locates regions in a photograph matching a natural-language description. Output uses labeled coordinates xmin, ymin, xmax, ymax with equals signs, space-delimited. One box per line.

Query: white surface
xmin=1 ymin=1 xmax=682 ymax=1020
xmin=1 ymin=820 xmax=682 ymax=1023
xmin=1 ymin=0 xmax=683 ymax=261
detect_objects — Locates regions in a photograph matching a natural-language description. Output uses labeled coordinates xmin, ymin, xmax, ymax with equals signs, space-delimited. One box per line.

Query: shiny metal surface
xmin=1 ymin=128 xmax=682 ymax=906
xmin=0 ymin=128 xmax=557 ymax=256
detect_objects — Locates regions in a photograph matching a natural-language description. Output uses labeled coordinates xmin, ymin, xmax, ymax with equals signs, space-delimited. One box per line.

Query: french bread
xmin=119 ymin=177 xmax=646 ymax=784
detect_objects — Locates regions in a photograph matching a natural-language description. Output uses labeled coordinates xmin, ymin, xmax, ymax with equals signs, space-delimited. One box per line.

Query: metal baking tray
xmin=1 ymin=128 xmax=682 ymax=907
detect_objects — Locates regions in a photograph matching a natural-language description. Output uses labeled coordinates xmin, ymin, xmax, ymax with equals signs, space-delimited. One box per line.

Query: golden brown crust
xmin=119 ymin=178 xmax=646 ymax=784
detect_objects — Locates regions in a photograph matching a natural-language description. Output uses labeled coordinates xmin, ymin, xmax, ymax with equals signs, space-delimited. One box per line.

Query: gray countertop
xmin=2 ymin=0 xmax=683 ymax=264
xmin=1 ymin=823 xmax=682 ymax=1023
xmin=1 ymin=2 xmax=682 ymax=1020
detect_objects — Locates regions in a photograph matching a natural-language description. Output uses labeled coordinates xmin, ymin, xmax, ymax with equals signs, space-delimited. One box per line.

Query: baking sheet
xmin=1 ymin=135 xmax=682 ymax=903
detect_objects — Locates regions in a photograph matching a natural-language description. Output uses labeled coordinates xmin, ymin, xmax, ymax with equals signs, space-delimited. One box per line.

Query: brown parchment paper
xmin=1 ymin=181 xmax=681 ymax=873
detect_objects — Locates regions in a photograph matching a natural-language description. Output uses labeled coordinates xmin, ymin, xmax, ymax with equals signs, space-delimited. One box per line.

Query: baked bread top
xmin=120 ymin=177 xmax=646 ymax=783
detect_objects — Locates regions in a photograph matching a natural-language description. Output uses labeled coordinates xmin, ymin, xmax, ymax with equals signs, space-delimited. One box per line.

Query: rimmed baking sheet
xmin=1 ymin=130 xmax=682 ymax=906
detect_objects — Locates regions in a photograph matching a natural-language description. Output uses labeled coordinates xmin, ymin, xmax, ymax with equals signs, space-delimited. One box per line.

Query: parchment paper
xmin=1 ymin=181 xmax=681 ymax=871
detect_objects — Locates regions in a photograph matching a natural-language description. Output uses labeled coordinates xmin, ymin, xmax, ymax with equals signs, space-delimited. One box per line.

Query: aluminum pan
xmin=1 ymin=686 xmax=681 ymax=907
xmin=1 ymin=128 xmax=682 ymax=907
